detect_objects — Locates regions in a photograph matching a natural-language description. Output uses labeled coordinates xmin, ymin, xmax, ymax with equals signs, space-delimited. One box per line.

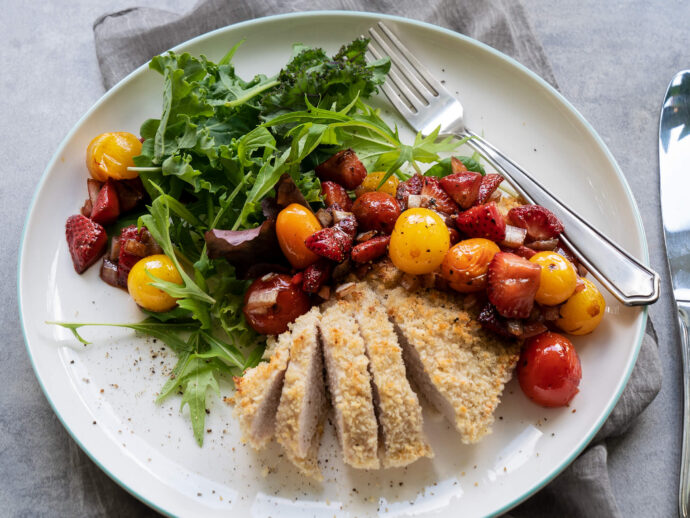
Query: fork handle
xmin=460 ymin=129 xmax=659 ymax=306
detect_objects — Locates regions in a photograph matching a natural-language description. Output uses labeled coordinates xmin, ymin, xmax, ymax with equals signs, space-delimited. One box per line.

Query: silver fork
xmin=366 ymin=21 xmax=659 ymax=306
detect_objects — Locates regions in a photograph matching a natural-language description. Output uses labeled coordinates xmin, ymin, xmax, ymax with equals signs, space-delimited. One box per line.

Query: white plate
xmin=18 ymin=11 xmax=648 ymax=518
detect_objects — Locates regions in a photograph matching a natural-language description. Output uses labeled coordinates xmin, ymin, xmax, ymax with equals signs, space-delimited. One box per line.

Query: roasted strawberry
xmin=395 ymin=174 xmax=424 ymax=209
xmin=454 ymin=202 xmax=506 ymax=242
xmin=305 ymin=226 xmax=354 ymax=262
xmin=487 ymin=252 xmax=541 ymax=319
xmin=321 ymin=181 xmax=352 ymax=210
xmin=65 ymin=214 xmax=107 ymax=274
xmin=440 ymin=171 xmax=482 ymax=208
xmin=508 ymin=205 xmax=564 ymax=241
xmin=90 ymin=179 xmax=120 ymax=225
xmin=351 ymin=235 xmax=390 ymax=263
xmin=315 ymin=149 xmax=367 ymax=190
xmin=421 ymin=176 xmax=459 ymax=214
xmin=477 ymin=174 xmax=504 ymax=204
xmin=117 ymin=225 xmax=146 ymax=286
xmin=302 ymin=259 xmax=333 ymax=293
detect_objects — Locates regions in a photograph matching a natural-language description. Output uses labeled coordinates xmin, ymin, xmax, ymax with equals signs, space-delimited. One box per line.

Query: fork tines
xmin=364 ymin=22 xmax=447 ymax=115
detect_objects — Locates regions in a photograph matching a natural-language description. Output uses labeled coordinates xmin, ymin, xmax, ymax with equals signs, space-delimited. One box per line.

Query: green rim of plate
xmin=17 ymin=10 xmax=649 ymax=518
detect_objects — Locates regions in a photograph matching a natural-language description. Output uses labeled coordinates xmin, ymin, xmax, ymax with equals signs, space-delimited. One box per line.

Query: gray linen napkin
xmin=92 ymin=2 xmax=662 ymax=516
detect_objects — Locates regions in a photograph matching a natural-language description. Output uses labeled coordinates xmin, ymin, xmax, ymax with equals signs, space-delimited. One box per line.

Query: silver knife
xmin=659 ymin=70 xmax=690 ymax=518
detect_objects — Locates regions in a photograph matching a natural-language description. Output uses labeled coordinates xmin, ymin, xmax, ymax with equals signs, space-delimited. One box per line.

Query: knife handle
xmin=679 ymin=300 xmax=690 ymax=518
xmin=463 ymin=130 xmax=660 ymax=306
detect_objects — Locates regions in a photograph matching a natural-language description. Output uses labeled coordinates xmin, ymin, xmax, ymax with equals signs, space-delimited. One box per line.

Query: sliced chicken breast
xmin=319 ymin=299 xmax=380 ymax=469
xmin=372 ymin=283 xmax=520 ymax=444
xmin=233 ymin=332 xmax=291 ymax=450
xmin=347 ymin=282 xmax=433 ymax=468
xmin=275 ymin=307 xmax=326 ymax=479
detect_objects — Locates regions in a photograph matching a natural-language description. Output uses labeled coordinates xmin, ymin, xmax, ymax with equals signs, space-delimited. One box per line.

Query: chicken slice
xmin=372 ymin=283 xmax=520 ymax=444
xmin=275 ymin=307 xmax=326 ymax=480
xmin=233 ymin=331 xmax=290 ymax=450
xmin=346 ymin=282 xmax=433 ymax=468
xmin=319 ymin=299 xmax=380 ymax=469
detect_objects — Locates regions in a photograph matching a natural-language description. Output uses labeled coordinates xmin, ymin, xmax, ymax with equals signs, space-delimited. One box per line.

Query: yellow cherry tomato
xmin=556 ymin=278 xmax=606 ymax=335
xmin=86 ymin=132 xmax=142 ymax=181
xmin=355 ymin=171 xmax=400 ymax=198
xmin=275 ymin=203 xmax=322 ymax=269
xmin=441 ymin=238 xmax=500 ymax=293
xmin=389 ymin=208 xmax=450 ymax=274
xmin=530 ymin=251 xmax=578 ymax=306
xmin=127 ymin=254 xmax=183 ymax=312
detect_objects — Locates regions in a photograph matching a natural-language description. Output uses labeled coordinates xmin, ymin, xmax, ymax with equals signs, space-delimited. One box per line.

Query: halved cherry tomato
xmin=275 ymin=203 xmax=322 ymax=269
xmin=86 ymin=132 xmax=142 ymax=181
xmin=517 ymin=331 xmax=582 ymax=407
xmin=440 ymin=238 xmax=500 ymax=292
xmin=243 ymin=273 xmax=311 ymax=335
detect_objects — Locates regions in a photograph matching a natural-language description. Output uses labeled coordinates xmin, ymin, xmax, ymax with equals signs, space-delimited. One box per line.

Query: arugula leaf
xmin=424 ymin=154 xmax=487 ymax=177
xmin=178 ymin=358 xmax=220 ymax=445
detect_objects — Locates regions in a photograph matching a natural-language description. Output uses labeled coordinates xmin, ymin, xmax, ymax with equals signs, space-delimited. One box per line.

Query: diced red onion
xmin=527 ymin=238 xmax=558 ymax=251
xmin=245 ymin=288 xmax=279 ymax=314
xmin=317 ymin=285 xmax=331 ymax=300
xmin=124 ymin=239 xmax=147 ymax=257
xmin=506 ymin=319 xmax=524 ymax=336
xmin=356 ymin=230 xmax=378 ymax=243
xmin=87 ymin=178 xmax=102 ymax=207
xmin=331 ymin=209 xmax=354 ymax=224
xmin=522 ymin=322 xmax=548 ymax=338
xmin=100 ymin=258 xmax=119 ymax=287
xmin=316 ymin=208 xmax=333 ymax=228
xmin=81 ymin=199 xmax=93 ymax=218
xmin=501 ymin=225 xmax=527 ymax=248
xmin=407 ymin=194 xmax=423 ymax=208
xmin=109 ymin=237 xmax=120 ymax=261
xmin=335 ymin=282 xmax=356 ymax=298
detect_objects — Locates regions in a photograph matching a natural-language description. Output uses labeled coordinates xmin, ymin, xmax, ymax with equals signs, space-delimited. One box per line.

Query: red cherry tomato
xmin=243 ymin=273 xmax=310 ymax=335
xmin=351 ymin=191 xmax=401 ymax=234
xmin=517 ymin=331 xmax=582 ymax=407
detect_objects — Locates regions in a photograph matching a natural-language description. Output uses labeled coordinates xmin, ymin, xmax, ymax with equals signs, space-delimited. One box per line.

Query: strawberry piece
xmin=508 ymin=205 xmax=564 ymax=241
xmin=117 ymin=225 xmax=146 ymax=286
xmin=421 ymin=176 xmax=459 ymax=214
xmin=476 ymin=174 xmax=504 ymax=204
xmin=487 ymin=252 xmax=541 ymax=319
xmin=91 ymin=179 xmax=120 ymax=225
xmin=321 ymin=181 xmax=352 ymax=211
xmin=454 ymin=202 xmax=506 ymax=242
xmin=65 ymin=214 xmax=107 ymax=274
xmin=440 ymin=171 xmax=482 ymax=209
xmin=477 ymin=303 xmax=514 ymax=338
xmin=315 ymin=149 xmax=367 ymax=190
xmin=395 ymin=174 xmax=423 ymax=209
xmin=302 ymin=259 xmax=333 ymax=293
xmin=351 ymin=235 xmax=390 ymax=263
xmin=305 ymin=226 xmax=353 ymax=262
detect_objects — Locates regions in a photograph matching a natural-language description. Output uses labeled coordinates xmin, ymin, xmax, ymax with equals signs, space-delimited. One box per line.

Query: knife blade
xmin=659 ymin=69 xmax=690 ymax=518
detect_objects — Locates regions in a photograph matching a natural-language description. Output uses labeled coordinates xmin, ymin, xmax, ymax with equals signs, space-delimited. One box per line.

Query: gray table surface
xmin=2 ymin=1 xmax=686 ymax=516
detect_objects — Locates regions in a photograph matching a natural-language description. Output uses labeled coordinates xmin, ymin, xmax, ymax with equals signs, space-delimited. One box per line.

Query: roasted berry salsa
xmin=55 ymin=38 xmax=606 ymax=445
